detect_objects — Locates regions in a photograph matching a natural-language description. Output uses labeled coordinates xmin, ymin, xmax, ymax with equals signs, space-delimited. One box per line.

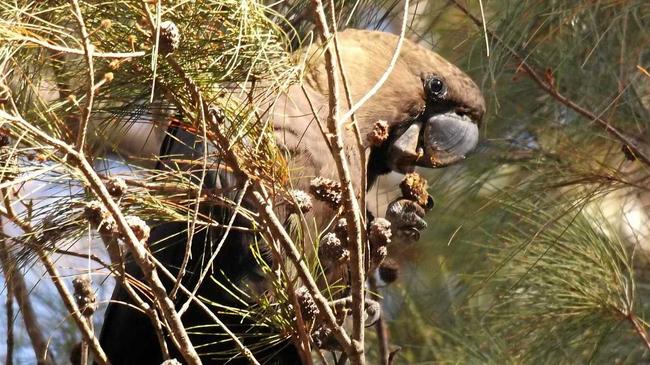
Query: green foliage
xmin=370 ymin=1 xmax=650 ymax=364
xmin=1 ymin=0 xmax=649 ymax=364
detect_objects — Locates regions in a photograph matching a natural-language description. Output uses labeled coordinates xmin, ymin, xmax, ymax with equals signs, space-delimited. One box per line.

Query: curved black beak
xmin=387 ymin=112 xmax=479 ymax=172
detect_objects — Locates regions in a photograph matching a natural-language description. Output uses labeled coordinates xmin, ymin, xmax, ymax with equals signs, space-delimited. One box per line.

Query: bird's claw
xmin=385 ymin=197 xmax=431 ymax=244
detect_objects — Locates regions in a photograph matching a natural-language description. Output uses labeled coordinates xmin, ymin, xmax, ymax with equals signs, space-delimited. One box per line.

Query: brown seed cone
xmin=122 ymin=215 xmax=150 ymax=243
xmin=368 ymin=218 xmax=392 ymax=247
xmin=106 ymin=177 xmax=127 ymax=198
xmin=312 ymin=325 xmax=341 ymax=351
xmin=83 ymin=201 xmax=114 ymax=233
xmin=366 ymin=120 xmax=390 ymax=146
xmin=72 ymin=277 xmax=97 ymax=316
xmin=159 ymin=21 xmax=180 ymax=55
xmin=309 ymin=177 xmax=342 ymax=209
xmin=333 ymin=218 xmax=348 ymax=242
xmin=318 ymin=233 xmax=349 ymax=263
xmin=400 ymin=172 xmax=429 ymax=207
xmin=296 ymin=286 xmax=319 ymax=322
xmin=290 ymin=189 xmax=312 ymax=214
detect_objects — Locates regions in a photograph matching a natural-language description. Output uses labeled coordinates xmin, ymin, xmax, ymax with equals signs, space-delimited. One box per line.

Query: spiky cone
xmin=42 ymin=220 xmax=62 ymax=242
xmin=400 ymin=172 xmax=429 ymax=207
xmin=333 ymin=218 xmax=349 ymax=242
xmin=120 ymin=215 xmax=150 ymax=243
xmin=312 ymin=325 xmax=341 ymax=351
xmin=72 ymin=277 xmax=97 ymax=317
xmin=367 ymin=218 xmax=391 ymax=270
xmin=369 ymin=218 xmax=392 ymax=247
xmin=295 ymin=286 xmax=319 ymax=323
xmin=158 ymin=21 xmax=180 ymax=55
xmin=318 ymin=232 xmax=349 ymax=263
xmin=106 ymin=177 xmax=127 ymax=198
xmin=309 ymin=177 xmax=342 ymax=210
xmin=366 ymin=120 xmax=390 ymax=146
xmin=289 ymin=189 xmax=312 ymax=214
xmin=83 ymin=201 xmax=116 ymax=235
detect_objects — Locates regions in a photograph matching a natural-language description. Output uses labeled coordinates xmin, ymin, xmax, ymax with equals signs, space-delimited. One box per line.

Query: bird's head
xmin=386 ymin=69 xmax=485 ymax=173
xmin=303 ymin=29 xmax=485 ymax=180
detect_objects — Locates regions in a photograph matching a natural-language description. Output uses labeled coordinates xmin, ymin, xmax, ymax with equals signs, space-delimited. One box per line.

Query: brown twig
xmin=310 ymin=2 xmax=366 ymax=363
xmin=368 ymin=275 xmax=389 ymax=365
xmin=0 ymin=245 xmax=57 ymax=365
xmin=97 ymin=232 xmax=172 ymax=361
xmin=39 ymin=252 xmax=107 ymax=364
xmin=4 ymin=256 xmax=14 ymax=365
xmin=68 ymin=0 xmax=95 ymax=152
xmin=136 ymin=2 xmax=210 ymax=300
xmin=7 ymin=35 xmax=145 ymax=59
xmin=629 ymin=314 xmax=650 ymax=352
xmin=326 ymin=0 xmax=368 ymax=229
xmin=178 ymin=180 xmax=251 ymax=316
xmin=137 ymin=4 xmax=358 ymax=361
xmin=146 ymin=253 xmax=261 ymax=365
xmin=252 ymin=188 xmax=355 ymax=355
xmin=1 ymin=109 xmax=201 ymax=364
xmin=1 ymin=217 xmax=57 ymax=365
xmin=450 ymin=0 xmax=650 ymax=167
xmin=1 ymin=191 xmax=102 ymax=364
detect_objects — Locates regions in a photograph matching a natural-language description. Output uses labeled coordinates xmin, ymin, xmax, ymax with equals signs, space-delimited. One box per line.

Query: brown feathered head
xmin=303 ymin=29 xmax=485 ymax=176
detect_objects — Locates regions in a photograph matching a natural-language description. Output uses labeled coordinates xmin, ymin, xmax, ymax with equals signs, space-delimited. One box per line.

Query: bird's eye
xmin=425 ymin=77 xmax=446 ymax=100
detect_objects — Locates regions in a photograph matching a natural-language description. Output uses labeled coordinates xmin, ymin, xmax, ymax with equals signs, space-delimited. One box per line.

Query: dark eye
xmin=425 ymin=77 xmax=446 ymax=99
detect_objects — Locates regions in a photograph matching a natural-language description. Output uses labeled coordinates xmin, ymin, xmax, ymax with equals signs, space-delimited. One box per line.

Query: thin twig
xmin=170 ymin=90 xmax=208 ymax=300
xmin=252 ymin=187 xmax=355 ymax=355
xmin=2 ymin=109 xmax=202 ymax=365
xmin=1 ymin=194 xmax=100 ymax=364
xmin=68 ymin=0 xmax=95 ymax=151
xmin=629 ymin=315 xmax=650 ymax=352
xmin=146 ymin=253 xmax=261 ymax=365
xmin=338 ymin=0 xmax=409 ymax=124
xmin=159 ymin=64 xmax=345 ymax=363
xmin=451 ymin=0 xmax=650 ymax=167
xmin=39 ymin=252 xmax=108 ymax=365
xmin=0 ymin=251 xmax=57 ymax=365
xmin=312 ymin=1 xmax=366 ymax=358
xmin=137 ymin=7 xmax=355 ymax=360
xmin=8 ymin=36 xmax=145 ymax=59
xmin=327 ymin=0 xmax=367 ymax=229
xmin=2 ymin=239 xmax=15 ymax=365
xmin=368 ymin=275 xmax=389 ymax=365
xmin=178 ymin=180 xmax=251 ymax=316
xmin=132 ymin=8 xmax=264 ymax=360
xmin=1 ymin=216 xmax=56 ymax=365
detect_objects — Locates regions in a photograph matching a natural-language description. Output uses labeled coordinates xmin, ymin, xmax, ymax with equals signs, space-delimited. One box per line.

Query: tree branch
xmin=310 ymin=2 xmax=366 ymax=363
xmin=451 ymin=0 xmax=650 ymax=167
xmin=68 ymin=0 xmax=95 ymax=151
xmin=1 ymin=109 xmax=201 ymax=364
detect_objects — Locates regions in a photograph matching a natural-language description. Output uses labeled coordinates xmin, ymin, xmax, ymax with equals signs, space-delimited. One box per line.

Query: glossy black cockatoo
xmin=99 ymin=29 xmax=485 ymax=364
